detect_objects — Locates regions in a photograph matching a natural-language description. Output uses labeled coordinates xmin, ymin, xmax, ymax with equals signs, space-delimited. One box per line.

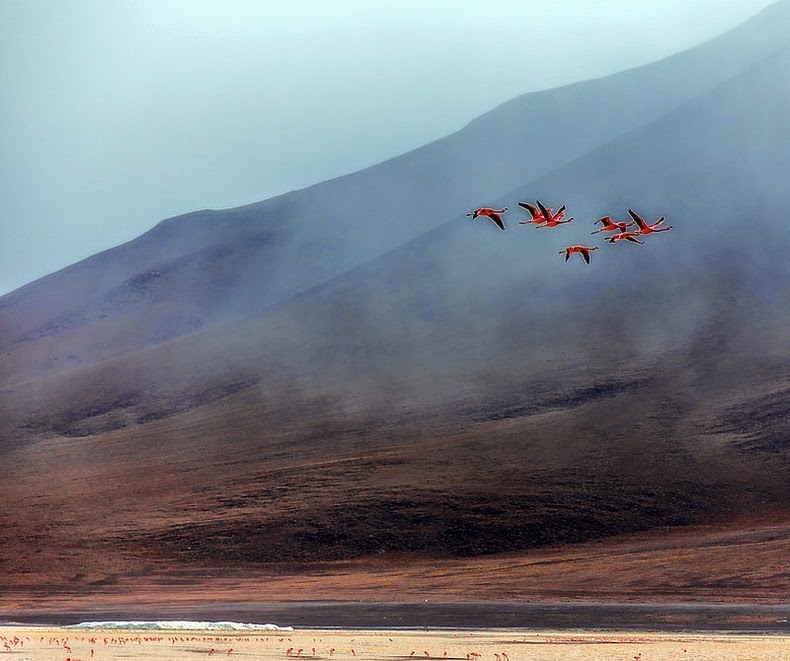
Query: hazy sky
xmin=0 ymin=0 xmax=776 ymax=296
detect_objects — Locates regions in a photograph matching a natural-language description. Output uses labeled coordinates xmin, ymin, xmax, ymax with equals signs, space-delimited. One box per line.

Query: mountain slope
xmin=1 ymin=43 xmax=788 ymax=597
xmin=2 ymin=1 xmax=790 ymax=385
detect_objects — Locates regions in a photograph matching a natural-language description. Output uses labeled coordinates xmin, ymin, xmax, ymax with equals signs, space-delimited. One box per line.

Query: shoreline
xmin=1 ymin=624 xmax=788 ymax=661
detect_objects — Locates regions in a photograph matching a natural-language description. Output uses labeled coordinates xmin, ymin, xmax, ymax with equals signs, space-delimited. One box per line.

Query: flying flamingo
xmin=628 ymin=208 xmax=672 ymax=234
xmin=559 ymin=245 xmax=598 ymax=264
xmin=518 ymin=201 xmax=564 ymax=225
xmin=467 ymin=207 xmax=507 ymax=230
xmin=534 ymin=200 xmax=572 ymax=227
xmin=590 ymin=215 xmax=634 ymax=234
xmin=607 ymin=229 xmax=644 ymax=244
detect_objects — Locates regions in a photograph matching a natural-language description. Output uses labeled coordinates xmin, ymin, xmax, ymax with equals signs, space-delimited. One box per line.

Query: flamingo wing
xmin=581 ymin=250 xmax=591 ymax=264
xmin=592 ymin=216 xmax=609 ymax=233
xmin=489 ymin=213 xmax=505 ymax=230
xmin=627 ymin=208 xmax=649 ymax=230
xmin=518 ymin=201 xmax=540 ymax=218
xmin=536 ymin=199 xmax=552 ymax=223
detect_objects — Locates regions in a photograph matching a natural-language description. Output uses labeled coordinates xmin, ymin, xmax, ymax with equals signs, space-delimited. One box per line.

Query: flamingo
xmin=590 ymin=215 xmax=633 ymax=234
xmin=518 ymin=201 xmax=563 ymax=225
xmin=467 ymin=207 xmax=507 ymax=230
xmin=628 ymin=208 xmax=672 ymax=234
xmin=607 ymin=229 xmax=644 ymax=244
xmin=559 ymin=245 xmax=598 ymax=264
xmin=534 ymin=200 xmax=572 ymax=227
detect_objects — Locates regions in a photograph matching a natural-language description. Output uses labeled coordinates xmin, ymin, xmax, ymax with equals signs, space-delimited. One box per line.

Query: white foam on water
xmin=67 ymin=620 xmax=293 ymax=631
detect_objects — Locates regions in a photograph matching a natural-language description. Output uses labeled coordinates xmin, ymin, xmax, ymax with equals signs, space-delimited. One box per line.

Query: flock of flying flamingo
xmin=467 ymin=199 xmax=672 ymax=263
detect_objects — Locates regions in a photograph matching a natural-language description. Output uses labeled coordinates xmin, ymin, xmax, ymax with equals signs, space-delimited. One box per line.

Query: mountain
xmin=2 ymin=0 xmax=790 ymax=385
xmin=1 ymin=6 xmax=789 ymax=608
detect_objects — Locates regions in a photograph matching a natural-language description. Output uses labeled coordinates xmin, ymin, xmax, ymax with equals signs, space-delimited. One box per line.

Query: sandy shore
xmin=1 ymin=626 xmax=789 ymax=660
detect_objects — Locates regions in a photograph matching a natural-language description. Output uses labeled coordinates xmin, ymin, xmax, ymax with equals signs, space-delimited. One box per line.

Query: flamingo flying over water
xmin=627 ymin=208 xmax=672 ymax=235
xmin=467 ymin=207 xmax=507 ymax=230
xmin=590 ymin=215 xmax=634 ymax=234
xmin=534 ymin=200 xmax=573 ymax=227
xmin=518 ymin=201 xmax=564 ymax=225
xmin=560 ymin=245 xmax=598 ymax=264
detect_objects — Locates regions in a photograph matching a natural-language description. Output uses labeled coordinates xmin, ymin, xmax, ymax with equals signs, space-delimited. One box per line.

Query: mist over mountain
xmin=1 ymin=4 xmax=789 ymax=603
xmin=2 ymin=0 xmax=790 ymax=386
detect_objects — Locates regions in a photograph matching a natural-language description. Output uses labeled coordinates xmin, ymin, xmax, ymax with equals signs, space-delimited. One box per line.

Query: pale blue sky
xmin=0 ymin=0 xmax=776 ymax=295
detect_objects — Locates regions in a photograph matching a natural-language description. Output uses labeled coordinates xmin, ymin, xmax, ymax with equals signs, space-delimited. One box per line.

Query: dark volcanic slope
xmin=2 ymin=1 xmax=790 ymax=385
xmin=1 ymin=43 xmax=788 ymax=597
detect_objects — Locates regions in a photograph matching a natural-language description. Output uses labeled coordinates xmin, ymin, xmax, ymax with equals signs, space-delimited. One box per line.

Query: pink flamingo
xmin=467 ymin=207 xmax=507 ymax=230
xmin=518 ymin=201 xmax=564 ymax=225
xmin=534 ymin=200 xmax=573 ymax=227
xmin=591 ymin=215 xmax=633 ymax=234
xmin=628 ymin=208 xmax=672 ymax=234
xmin=607 ymin=228 xmax=644 ymax=244
xmin=559 ymin=245 xmax=598 ymax=264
